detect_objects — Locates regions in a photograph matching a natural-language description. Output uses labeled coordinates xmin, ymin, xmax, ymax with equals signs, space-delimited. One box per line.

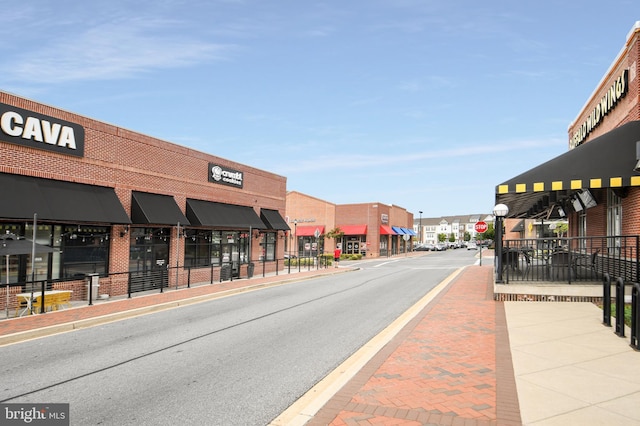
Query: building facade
xmin=0 ymin=91 xmax=289 ymax=309
xmin=286 ymin=191 xmax=415 ymax=258
xmin=496 ymin=22 xmax=640 ymax=241
xmin=415 ymin=214 xmax=493 ymax=245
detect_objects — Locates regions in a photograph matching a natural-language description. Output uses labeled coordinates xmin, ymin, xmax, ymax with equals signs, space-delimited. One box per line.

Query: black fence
xmin=601 ymin=273 xmax=640 ymax=351
xmin=3 ymin=253 xmax=337 ymax=319
xmin=499 ymin=235 xmax=640 ymax=284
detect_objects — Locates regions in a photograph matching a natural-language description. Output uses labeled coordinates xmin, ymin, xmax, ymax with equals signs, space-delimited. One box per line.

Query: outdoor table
xmin=16 ymin=290 xmax=73 ymax=316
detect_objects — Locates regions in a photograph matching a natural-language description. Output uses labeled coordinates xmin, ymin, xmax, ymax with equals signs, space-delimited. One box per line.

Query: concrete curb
xmin=0 ymin=268 xmax=356 ymax=346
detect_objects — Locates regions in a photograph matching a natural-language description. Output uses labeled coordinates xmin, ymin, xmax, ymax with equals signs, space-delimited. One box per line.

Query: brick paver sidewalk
xmin=308 ymin=265 xmax=521 ymax=426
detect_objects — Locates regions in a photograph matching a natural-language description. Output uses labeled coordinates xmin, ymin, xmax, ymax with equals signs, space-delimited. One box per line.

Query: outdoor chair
xmin=574 ymin=248 xmax=600 ymax=279
xmin=550 ymin=250 xmax=572 ymax=280
xmin=521 ymin=249 xmax=532 ymax=279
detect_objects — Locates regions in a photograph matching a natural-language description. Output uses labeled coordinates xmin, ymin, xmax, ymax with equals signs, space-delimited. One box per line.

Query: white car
xmin=466 ymin=242 xmax=477 ymax=250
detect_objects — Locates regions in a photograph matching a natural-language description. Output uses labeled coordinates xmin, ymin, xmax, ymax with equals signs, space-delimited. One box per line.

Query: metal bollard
xmin=603 ymin=273 xmax=611 ymax=327
xmin=615 ymin=277 xmax=626 ymax=337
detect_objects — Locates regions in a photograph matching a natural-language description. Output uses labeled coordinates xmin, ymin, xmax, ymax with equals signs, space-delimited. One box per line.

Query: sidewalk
xmin=298 ymin=265 xmax=640 ymax=426
xmin=0 ymin=266 xmax=345 ymax=344
xmin=2 ymin=264 xmax=639 ymax=425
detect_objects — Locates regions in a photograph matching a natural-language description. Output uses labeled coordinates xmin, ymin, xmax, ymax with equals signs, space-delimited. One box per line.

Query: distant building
xmin=286 ymin=191 xmax=415 ymax=258
xmin=414 ymin=214 xmax=493 ymax=245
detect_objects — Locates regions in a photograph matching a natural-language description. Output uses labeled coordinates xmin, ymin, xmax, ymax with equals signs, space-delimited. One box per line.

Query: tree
xmin=481 ymin=222 xmax=495 ymax=241
xmin=553 ymin=223 xmax=569 ymax=237
xmin=325 ymin=227 xmax=344 ymax=241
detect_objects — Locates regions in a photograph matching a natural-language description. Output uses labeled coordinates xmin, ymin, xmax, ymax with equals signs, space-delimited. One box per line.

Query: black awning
xmin=510 ymin=220 xmax=524 ymax=232
xmin=186 ymin=199 xmax=266 ymax=229
xmin=496 ymin=121 xmax=640 ymax=218
xmin=131 ymin=191 xmax=189 ymax=225
xmin=0 ymin=173 xmax=131 ymax=224
xmin=260 ymin=209 xmax=290 ymax=231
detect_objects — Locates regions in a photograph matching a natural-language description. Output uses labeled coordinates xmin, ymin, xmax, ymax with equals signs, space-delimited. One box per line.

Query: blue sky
xmin=1 ymin=1 xmax=637 ymax=218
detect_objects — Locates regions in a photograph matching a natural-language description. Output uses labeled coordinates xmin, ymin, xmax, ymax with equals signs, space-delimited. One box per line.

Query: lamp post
xmin=493 ymin=203 xmax=509 ymax=283
xmin=293 ymin=219 xmax=298 ymax=258
xmin=418 ymin=211 xmax=423 ymax=244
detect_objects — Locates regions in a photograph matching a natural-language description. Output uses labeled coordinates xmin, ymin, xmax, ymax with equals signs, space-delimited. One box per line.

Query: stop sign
xmin=474 ymin=221 xmax=488 ymax=233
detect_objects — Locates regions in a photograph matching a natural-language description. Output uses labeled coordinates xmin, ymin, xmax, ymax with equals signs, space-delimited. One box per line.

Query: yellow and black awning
xmin=496 ymin=121 xmax=640 ymax=218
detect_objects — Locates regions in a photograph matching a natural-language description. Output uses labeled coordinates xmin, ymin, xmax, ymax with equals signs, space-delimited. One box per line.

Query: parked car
xmin=466 ymin=242 xmax=477 ymax=250
xmin=434 ymin=243 xmax=447 ymax=251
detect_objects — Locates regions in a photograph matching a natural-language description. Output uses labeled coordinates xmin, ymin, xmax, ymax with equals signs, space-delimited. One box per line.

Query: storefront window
xmin=607 ymin=190 xmax=622 ymax=252
xmin=184 ymin=230 xmax=215 ymax=268
xmin=0 ymin=223 xmax=110 ymax=283
xmin=261 ymin=232 xmax=276 ymax=261
xmin=298 ymin=236 xmax=323 ymax=257
xmin=380 ymin=236 xmax=389 ymax=257
xmin=184 ymin=230 xmax=250 ymax=268
xmin=58 ymin=225 xmax=110 ymax=278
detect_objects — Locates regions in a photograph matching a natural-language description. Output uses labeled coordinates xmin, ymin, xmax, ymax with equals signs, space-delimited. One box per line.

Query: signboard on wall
xmin=208 ymin=163 xmax=244 ymax=188
xmin=0 ymin=102 xmax=85 ymax=157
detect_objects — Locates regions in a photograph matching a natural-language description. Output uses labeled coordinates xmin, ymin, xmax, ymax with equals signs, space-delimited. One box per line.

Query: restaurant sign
xmin=0 ymin=103 xmax=84 ymax=157
xmin=208 ymin=163 xmax=244 ymax=188
xmin=570 ymin=69 xmax=628 ymax=149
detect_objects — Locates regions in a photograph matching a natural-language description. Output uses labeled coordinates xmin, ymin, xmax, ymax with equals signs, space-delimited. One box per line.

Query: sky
xmin=1 ymin=1 xmax=638 ymax=218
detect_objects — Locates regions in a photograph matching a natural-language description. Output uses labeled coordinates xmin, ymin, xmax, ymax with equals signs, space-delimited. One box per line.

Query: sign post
xmin=474 ymin=221 xmax=488 ymax=266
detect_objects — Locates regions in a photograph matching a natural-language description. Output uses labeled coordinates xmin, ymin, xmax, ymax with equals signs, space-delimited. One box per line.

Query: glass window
xmin=59 ymin=225 xmax=110 ymax=278
xmin=184 ymin=230 xmax=250 ymax=268
xmin=262 ymin=233 xmax=276 ymax=261
xmin=607 ymin=189 xmax=622 ymax=252
xmin=129 ymin=227 xmax=170 ymax=273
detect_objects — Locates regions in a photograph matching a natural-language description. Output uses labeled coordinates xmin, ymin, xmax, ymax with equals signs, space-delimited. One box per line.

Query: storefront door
xmin=129 ymin=228 xmax=170 ymax=292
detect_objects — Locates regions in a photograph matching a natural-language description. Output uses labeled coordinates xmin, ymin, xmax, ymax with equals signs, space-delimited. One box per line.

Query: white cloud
xmin=3 ymin=17 xmax=234 ymax=84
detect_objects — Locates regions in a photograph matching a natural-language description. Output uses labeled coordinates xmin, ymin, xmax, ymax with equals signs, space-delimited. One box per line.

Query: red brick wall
xmin=0 ymin=91 xmax=287 ymax=297
xmin=566 ymin=26 xmax=640 ymax=239
xmin=286 ymin=191 xmax=336 ymax=253
xmin=568 ymin=28 xmax=640 ymax=144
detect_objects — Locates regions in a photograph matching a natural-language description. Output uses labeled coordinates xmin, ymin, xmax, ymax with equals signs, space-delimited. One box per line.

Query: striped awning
xmin=496 ymin=121 xmax=640 ymax=218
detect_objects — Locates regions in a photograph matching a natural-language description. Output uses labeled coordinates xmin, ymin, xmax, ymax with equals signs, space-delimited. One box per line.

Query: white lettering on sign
xmin=1 ymin=111 xmax=77 ymax=149
xmin=0 ymin=102 xmax=84 ymax=157
xmin=570 ymin=69 xmax=628 ymax=149
xmin=209 ymin=163 xmax=244 ymax=188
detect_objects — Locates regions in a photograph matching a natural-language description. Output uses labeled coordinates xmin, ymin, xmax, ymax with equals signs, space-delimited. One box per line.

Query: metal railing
xmin=499 ymin=235 xmax=640 ymax=284
xmin=2 ymin=254 xmax=338 ymax=317
xmin=601 ymin=273 xmax=640 ymax=351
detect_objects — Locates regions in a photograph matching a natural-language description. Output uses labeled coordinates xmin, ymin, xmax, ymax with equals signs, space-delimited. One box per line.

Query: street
xmin=0 ymin=249 xmax=477 ymax=425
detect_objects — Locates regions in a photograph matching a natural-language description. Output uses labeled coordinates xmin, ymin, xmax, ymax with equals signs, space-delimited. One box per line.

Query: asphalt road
xmin=0 ymin=249 xmax=477 ymax=425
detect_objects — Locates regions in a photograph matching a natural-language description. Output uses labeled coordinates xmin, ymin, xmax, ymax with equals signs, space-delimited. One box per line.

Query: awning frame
xmin=496 ymin=121 xmax=640 ymax=218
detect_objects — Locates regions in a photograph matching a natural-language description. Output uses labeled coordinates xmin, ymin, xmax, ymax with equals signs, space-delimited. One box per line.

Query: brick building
xmin=0 ymin=90 xmax=289 ymax=308
xmin=496 ymin=21 xmax=640 ymax=239
xmin=286 ymin=191 xmax=415 ymax=258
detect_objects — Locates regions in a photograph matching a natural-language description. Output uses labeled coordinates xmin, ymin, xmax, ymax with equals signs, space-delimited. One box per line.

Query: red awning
xmin=295 ymin=225 xmax=325 ymax=236
xmin=380 ymin=225 xmax=396 ymax=235
xmin=337 ymin=224 xmax=367 ymax=235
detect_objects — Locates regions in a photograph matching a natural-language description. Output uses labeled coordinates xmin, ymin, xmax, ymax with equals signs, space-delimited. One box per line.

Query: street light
xmin=418 ymin=211 xmax=423 ymax=244
xmin=293 ymin=219 xmax=298 ymax=258
xmin=493 ymin=203 xmax=509 ymax=283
